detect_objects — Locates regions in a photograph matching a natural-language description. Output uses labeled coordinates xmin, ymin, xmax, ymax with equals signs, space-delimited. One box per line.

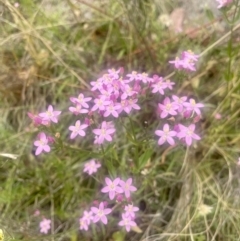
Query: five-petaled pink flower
xmin=155 ymin=124 xmax=177 ymax=146
xmin=34 ymin=132 xmax=51 ymax=155
xmin=91 ymin=202 xmax=112 ymax=224
xmin=177 ymin=124 xmax=201 ymax=146
xmin=91 ymin=97 xmax=110 ymax=112
xmin=127 ymin=71 xmax=139 ymax=81
xmin=93 ymin=121 xmax=116 ymax=144
xmin=39 ymin=105 xmax=61 ymax=123
xmin=101 ymin=177 xmax=123 ymax=200
xmin=151 ymin=77 xmax=167 ymax=95
xmin=104 ymin=102 xmax=121 ymax=118
xmin=70 ymin=93 xmax=92 ymax=108
xmin=118 ymin=213 xmax=136 ymax=232
xmin=69 ymin=104 xmax=88 ymax=115
xmin=124 ymin=204 xmax=139 ymax=218
xmin=158 ymin=97 xmax=178 ymax=118
xmin=39 ymin=218 xmax=51 ymax=234
xmin=172 ymin=95 xmax=188 ymax=113
xmin=83 ymin=159 xmax=101 ymax=175
xmin=69 ymin=120 xmax=88 ymax=139
xmin=119 ymin=178 xmax=137 ymax=198
xmin=183 ymin=98 xmax=204 ymax=116
xmin=164 ymin=79 xmax=175 ymax=90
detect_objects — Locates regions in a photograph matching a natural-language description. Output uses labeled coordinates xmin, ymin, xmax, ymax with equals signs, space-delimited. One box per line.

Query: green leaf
xmin=205 ymin=9 xmax=214 ymax=21
xmin=137 ymin=148 xmax=153 ymax=171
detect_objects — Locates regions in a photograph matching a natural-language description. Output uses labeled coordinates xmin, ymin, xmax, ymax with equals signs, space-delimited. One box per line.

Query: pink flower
xmin=39 ymin=105 xmax=61 ymax=124
xmin=101 ymin=177 xmax=123 ymax=200
xmin=101 ymin=74 xmax=113 ymax=85
xmin=127 ymin=71 xmax=139 ymax=81
xmin=124 ymin=204 xmax=139 ymax=218
xmin=91 ymin=97 xmax=111 ymax=112
xmin=69 ymin=104 xmax=88 ymax=115
xmin=70 ymin=94 xmax=92 ymax=108
xmin=90 ymin=79 xmax=103 ymax=91
xmin=79 ymin=211 xmax=93 ymax=231
xmin=104 ymin=102 xmax=121 ymax=118
xmin=39 ymin=218 xmax=51 ymax=234
xmin=216 ymin=0 xmax=232 ymax=8
xmin=93 ymin=121 xmax=115 ymax=144
xmin=117 ymin=99 xmax=129 ymax=114
xmin=118 ymin=213 xmax=137 ymax=232
xmin=82 ymin=210 xmax=93 ymax=225
xmin=91 ymin=202 xmax=112 ymax=225
xmin=83 ymin=159 xmax=101 ymax=175
xmin=158 ymin=97 xmax=178 ymax=118
xmin=69 ymin=120 xmax=88 ymax=139
xmin=182 ymin=50 xmax=199 ymax=62
xmin=79 ymin=217 xmax=89 ymax=231
xmin=137 ymin=72 xmax=152 ymax=83
xmin=108 ymin=68 xmax=121 ymax=79
xmin=119 ymin=178 xmax=137 ymax=198
xmin=121 ymin=85 xmax=137 ymax=99
xmin=181 ymin=51 xmax=199 ymax=71
xmin=169 ymin=57 xmax=184 ymax=69
xmin=125 ymin=98 xmax=141 ymax=114
xmin=177 ymin=124 xmax=201 ymax=146
xmin=155 ymin=124 xmax=177 ymax=145
xmin=183 ymin=98 xmax=204 ymax=116
xmin=151 ymin=77 xmax=167 ymax=95
xmin=164 ymin=79 xmax=175 ymax=90
xmin=172 ymin=95 xmax=188 ymax=113
xmin=169 ymin=50 xmax=199 ymax=72
xmin=34 ymin=132 xmax=51 ymax=155
xmin=99 ymin=87 xmax=112 ymax=98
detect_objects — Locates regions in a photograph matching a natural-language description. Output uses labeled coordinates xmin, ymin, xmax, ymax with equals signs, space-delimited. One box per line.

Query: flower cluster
xmin=29 ymin=105 xmax=61 ymax=155
xmin=169 ymin=50 xmax=199 ymax=72
xmin=155 ymin=96 xmax=203 ymax=146
xmin=79 ymin=177 xmax=138 ymax=232
xmin=101 ymin=177 xmax=137 ymax=200
xmin=67 ymin=69 xmax=148 ymax=144
xmin=216 ymin=0 xmax=232 ymax=8
xmin=29 ymin=51 xmax=203 ymax=156
xmin=155 ymin=123 xmax=200 ymax=146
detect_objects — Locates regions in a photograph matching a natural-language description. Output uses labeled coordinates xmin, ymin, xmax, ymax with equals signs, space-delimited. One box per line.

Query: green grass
xmin=1 ymin=0 xmax=240 ymax=240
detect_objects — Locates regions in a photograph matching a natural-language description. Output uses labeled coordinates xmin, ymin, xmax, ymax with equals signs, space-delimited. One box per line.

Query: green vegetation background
xmin=1 ymin=0 xmax=240 ymax=240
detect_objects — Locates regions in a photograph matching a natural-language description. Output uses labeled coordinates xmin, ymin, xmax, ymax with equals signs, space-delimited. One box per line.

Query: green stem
xmin=128 ymin=116 xmax=136 ymax=142
xmin=128 ymin=116 xmax=139 ymax=167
